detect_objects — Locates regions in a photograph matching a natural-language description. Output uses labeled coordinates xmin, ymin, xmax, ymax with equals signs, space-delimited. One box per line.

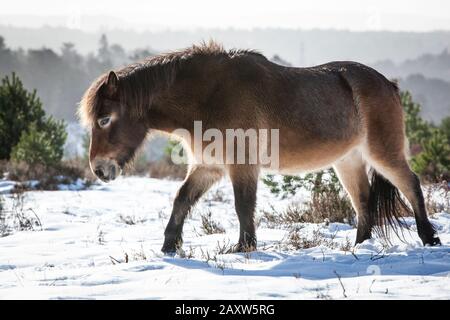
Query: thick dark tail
xmin=368 ymin=169 xmax=412 ymax=242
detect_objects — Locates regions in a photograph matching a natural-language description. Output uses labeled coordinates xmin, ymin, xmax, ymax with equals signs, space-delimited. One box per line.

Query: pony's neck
xmin=141 ymin=58 xmax=213 ymax=134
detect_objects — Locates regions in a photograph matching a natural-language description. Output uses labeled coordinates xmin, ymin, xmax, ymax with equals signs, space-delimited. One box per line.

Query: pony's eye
xmin=98 ymin=116 xmax=111 ymax=128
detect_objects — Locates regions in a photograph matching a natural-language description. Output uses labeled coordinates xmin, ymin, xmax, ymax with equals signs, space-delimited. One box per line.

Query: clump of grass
xmin=0 ymin=195 xmax=6 ymax=236
xmin=179 ymin=245 xmax=196 ymax=259
xmin=315 ymin=286 xmax=332 ymax=300
xmin=260 ymin=205 xmax=282 ymax=228
xmin=304 ymin=190 xmax=354 ymax=225
xmin=0 ymin=188 xmax=42 ymax=237
xmin=261 ymin=196 xmax=354 ymax=229
xmin=216 ymin=239 xmax=234 ymax=255
xmin=199 ymin=239 xmax=233 ymax=272
xmin=97 ymin=228 xmax=106 ymax=245
xmin=199 ymin=240 xmax=234 ymax=261
xmin=147 ymin=157 xmax=187 ymax=180
xmin=262 ymin=170 xmax=356 ymax=226
xmin=200 ymin=211 xmax=225 ymax=235
xmin=261 ymin=203 xmax=309 ymax=228
xmin=118 ymin=214 xmax=146 ymax=225
xmin=339 ymin=236 xmax=353 ymax=252
xmin=0 ymin=159 xmax=94 ymax=191
xmin=158 ymin=210 xmax=168 ymax=219
xmin=110 ymin=245 xmax=149 ymax=265
xmin=206 ymin=189 xmax=226 ymax=203
xmin=128 ymin=244 xmax=147 ymax=261
xmin=424 ymin=182 xmax=450 ymax=217
xmin=261 ymin=203 xmax=304 ymax=228
xmin=283 ymin=227 xmax=338 ymax=250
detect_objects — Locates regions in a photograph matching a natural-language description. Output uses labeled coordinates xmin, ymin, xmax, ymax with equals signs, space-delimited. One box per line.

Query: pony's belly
xmin=274 ymin=157 xmax=338 ymax=175
xmin=272 ymin=139 xmax=361 ymax=174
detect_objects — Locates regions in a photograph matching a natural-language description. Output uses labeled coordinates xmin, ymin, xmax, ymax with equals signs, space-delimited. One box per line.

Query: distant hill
xmin=371 ymin=50 xmax=450 ymax=122
xmin=373 ymin=49 xmax=450 ymax=83
xmin=1 ymin=26 xmax=449 ymax=123
xmin=1 ymin=25 xmax=450 ymax=66
xmin=399 ymin=74 xmax=450 ymax=123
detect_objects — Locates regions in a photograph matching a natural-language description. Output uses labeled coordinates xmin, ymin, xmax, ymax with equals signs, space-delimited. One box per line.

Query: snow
xmin=0 ymin=176 xmax=449 ymax=299
xmin=0 ymin=180 xmax=16 ymax=194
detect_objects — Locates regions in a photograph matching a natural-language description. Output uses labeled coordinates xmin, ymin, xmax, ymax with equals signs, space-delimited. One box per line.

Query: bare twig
xmin=369 ymin=279 xmax=376 ymax=293
xmin=334 ymin=270 xmax=347 ymax=298
xmin=109 ymin=255 xmax=121 ymax=265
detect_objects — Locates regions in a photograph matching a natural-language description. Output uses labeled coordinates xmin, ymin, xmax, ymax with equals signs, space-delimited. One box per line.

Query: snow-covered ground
xmin=0 ymin=176 xmax=449 ymax=299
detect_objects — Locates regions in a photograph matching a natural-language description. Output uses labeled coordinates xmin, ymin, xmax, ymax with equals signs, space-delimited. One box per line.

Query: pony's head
xmin=78 ymin=71 xmax=148 ymax=182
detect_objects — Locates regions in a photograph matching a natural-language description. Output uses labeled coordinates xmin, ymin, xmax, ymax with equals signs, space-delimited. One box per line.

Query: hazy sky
xmin=1 ymin=0 xmax=450 ymax=32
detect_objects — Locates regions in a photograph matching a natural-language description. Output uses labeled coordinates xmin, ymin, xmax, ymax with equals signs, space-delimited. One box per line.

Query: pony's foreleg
xmin=161 ymin=165 xmax=224 ymax=254
xmin=228 ymin=165 xmax=259 ymax=252
xmin=333 ymin=151 xmax=372 ymax=244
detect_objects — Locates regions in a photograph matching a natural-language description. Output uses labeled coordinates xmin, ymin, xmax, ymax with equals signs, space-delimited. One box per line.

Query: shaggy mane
xmin=77 ymin=41 xmax=263 ymax=127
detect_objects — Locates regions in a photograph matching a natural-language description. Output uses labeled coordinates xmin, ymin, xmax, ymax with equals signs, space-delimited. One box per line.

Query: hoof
xmin=161 ymin=237 xmax=183 ymax=255
xmin=161 ymin=243 xmax=176 ymax=255
xmin=355 ymin=230 xmax=371 ymax=246
xmin=354 ymin=236 xmax=371 ymax=246
xmin=161 ymin=246 xmax=185 ymax=257
xmin=161 ymin=250 xmax=176 ymax=257
xmin=423 ymin=236 xmax=441 ymax=246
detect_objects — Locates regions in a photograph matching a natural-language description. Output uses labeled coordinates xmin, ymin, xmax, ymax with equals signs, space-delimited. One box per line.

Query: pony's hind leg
xmin=161 ymin=165 xmax=224 ymax=254
xmin=333 ymin=150 xmax=372 ymax=244
xmin=365 ymin=155 xmax=440 ymax=246
xmin=361 ymin=88 xmax=440 ymax=245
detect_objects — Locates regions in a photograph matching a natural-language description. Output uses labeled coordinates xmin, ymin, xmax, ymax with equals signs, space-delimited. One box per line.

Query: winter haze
xmin=1 ymin=0 xmax=450 ymax=122
xmin=1 ymin=0 xmax=449 ymax=301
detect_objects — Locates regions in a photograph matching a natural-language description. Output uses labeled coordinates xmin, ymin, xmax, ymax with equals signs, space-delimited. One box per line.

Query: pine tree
xmin=440 ymin=116 xmax=450 ymax=144
xmin=98 ymin=34 xmax=112 ymax=69
xmin=0 ymin=73 xmax=45 ymax=159
xmin=401 ymin=90 xmax=431 ymax=147
xmin=411 ymin=129 xmax=450 ymax=181
xmin=401 ymin=90 xmax=450 ymax=181
xmin=0 ymin=73 xmax=67 ymax=166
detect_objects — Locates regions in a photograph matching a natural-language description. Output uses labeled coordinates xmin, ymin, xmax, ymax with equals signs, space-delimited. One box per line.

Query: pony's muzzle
xmin=91 ymin=158 xmax=121 ymax=182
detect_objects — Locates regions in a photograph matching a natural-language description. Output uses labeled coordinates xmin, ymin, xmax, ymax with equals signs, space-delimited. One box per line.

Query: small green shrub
xmin=11 ymin=118 xmax=67 ymax=167
xmin=284 ymin=227 xmax=338 ymax=250
xmin=440 ymin=116 xmax=450 ymax=144
xmin=263 ymin=169 xmax=345 ymax=198
xmin=401 ymin=90 xmax=450 ymax=182
xmin=411 ymin=129 xmax=450 ymax=182
xmin=145 ymin=139 xmax=187 ymax=180
xmin=262 ymin=169 xmax=355 ymax=225
xmin=0 ymin=72 xmax=68 ymax=169
xmin=401 ymin=90 xmax=432 ymax=146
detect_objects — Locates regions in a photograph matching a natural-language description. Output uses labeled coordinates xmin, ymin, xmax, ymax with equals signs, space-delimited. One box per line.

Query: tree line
xmin=0 ymin=34 xmax=155 ymax=121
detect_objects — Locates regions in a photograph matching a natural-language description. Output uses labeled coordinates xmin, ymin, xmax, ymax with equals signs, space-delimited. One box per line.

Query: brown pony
xmin=79 ymin=42 xmax=440 ymax=254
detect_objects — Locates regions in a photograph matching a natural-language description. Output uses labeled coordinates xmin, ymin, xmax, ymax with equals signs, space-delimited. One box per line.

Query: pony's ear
xmin=103 ymin=71 xmax=119 ymax=98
